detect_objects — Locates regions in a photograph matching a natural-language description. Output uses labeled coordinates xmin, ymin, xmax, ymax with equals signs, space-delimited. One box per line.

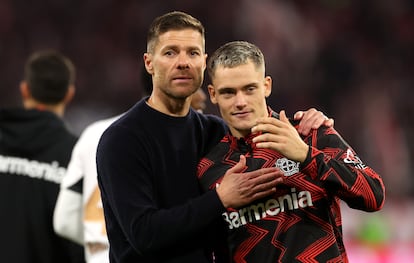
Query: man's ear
xmin=264 ymin=76 xmax=272 ymax=98
xmin=63 ymin=85 xmax=75 ymax=104
xmin=207 ymin=84 xmax=218 ymax=104
xmin=20 ymin=81 xmax=31 ymax=99
xmin=143 ymin=53 xmax=154 ymax=74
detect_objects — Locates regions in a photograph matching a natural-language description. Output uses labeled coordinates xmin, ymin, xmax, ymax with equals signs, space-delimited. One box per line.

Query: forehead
xmin=212 ymin=62 xmax=263 ymax=87
xmin=155 ymin=29 xmax=204 ymax=51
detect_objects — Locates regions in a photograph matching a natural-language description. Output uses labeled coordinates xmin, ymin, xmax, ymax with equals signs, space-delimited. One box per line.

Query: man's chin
xmin=173 ymin=87 xmax=199 ymax=98
xmin=233 ymin=124 xmax=254 ymax=133
xmin=169 ymin=91 xmax=196 ymax=101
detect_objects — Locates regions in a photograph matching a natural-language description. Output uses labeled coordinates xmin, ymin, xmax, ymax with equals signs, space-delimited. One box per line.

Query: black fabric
xmin=0 ymin=108 xmax=85 ymax=263
xmin=97 ymin=98 xmax=229 ymax=263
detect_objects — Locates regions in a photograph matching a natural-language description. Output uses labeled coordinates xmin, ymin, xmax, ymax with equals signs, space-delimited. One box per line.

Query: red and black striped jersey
xmin=197 ymin=110 xmax=385 ymax=263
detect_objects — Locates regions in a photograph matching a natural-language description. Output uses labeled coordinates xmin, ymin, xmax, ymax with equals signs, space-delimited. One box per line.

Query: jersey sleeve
xmin=300 ymin=126 xmax=385 ymax=212
xmin=53 ymin=130 xmax=85 ymax=245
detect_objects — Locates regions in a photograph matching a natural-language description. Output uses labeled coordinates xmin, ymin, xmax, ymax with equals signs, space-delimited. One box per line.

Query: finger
xmin=256 ymin=176 xmax=284 ymax=190
xmin=254 ymin=140 xmax=277 ymax=150
xmin=310 ymin=116 xmax=324 ymax=130
xmin=226 ymin=155 xmax=247 ymax=174
xmin=310 ymin=113 xmax=332 ymax=129
xmin=235 ymin=154 xmax=247 ymax=170
xmin=252 ymin=118 xmax=279 ymax=133
xmin=247 ymin=167 xmax=280 ymax=180
xmin=295 ymin=108 xmax=317 ymax=122
xmin=279 ymin=110 xmax=289 ymax=123
xmin=293 ymin=110 xmax=304 ymax=120
xmin=253 ymin=131 xmax=282 ymax=145
xmin=255 ymin=116 xmax=277 ymax=125
xmin=297 ymin=109 xmax=319 ymax=136
xmin=247 ymin=169 xmax=284 ymax=190
xmin=250 ymin=177 xmax=284 ymax=200
xmin=322 ymin=117 xmax=334 ymax=128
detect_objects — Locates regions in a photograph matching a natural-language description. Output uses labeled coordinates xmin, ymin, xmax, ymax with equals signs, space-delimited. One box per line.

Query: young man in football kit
xmin=197 ymin=41 xmax=385 ymax=262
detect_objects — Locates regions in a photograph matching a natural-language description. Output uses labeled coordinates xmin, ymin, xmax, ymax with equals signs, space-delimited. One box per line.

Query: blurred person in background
xmin=0 ymin=50 xmax=85 ymax=263
xmin=53 ymin=115 xmax=119 ymax=263
xmin=191 ymin=87 xmax=207 ymax=113
xmin=197 ymin=41 xmax=385 ymax=262
xmin=96 ymin=11 xmax=333 ymax=263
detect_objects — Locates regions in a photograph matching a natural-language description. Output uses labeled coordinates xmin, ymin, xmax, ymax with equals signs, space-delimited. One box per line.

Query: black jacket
xmin=0 ymin=108 xmax=85 ymax=263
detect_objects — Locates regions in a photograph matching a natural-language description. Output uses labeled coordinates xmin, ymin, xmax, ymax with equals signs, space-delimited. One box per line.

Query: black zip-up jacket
xmin=0 ymin=108 xmax=85 ymax=263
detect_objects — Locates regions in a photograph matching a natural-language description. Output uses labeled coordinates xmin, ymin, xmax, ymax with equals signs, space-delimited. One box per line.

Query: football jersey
xmin=197 ymin=110 xmax=385 ymax=263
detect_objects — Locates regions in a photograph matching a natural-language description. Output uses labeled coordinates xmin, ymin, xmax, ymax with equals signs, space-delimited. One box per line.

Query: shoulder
xmin=97 ymin=105 xmax=152 ymax=155
xmin=74 ymin=115 xmax=122 ymax=155
xmin=82 ymin=115 xmax=122 ymax=140
xmin=193 ymin=111 xmax=226 ymax=130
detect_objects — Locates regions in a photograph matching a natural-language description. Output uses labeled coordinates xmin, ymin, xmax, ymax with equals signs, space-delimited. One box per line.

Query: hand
xmin=252 ymin=110 xmax=309 ymax=162
xmin=294 ymin=108 xmax=334 ymax=136
xmin=216 ymin=155 xmax=284 ymax=208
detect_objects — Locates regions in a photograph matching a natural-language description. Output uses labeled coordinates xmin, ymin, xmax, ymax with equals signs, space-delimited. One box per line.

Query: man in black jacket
xmin=0 ymin=50 xmax=85 ymax=263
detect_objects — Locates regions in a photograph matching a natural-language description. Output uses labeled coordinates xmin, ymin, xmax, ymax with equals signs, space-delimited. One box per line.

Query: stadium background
xmin=1 ymin=0 xmax=413 ymax=261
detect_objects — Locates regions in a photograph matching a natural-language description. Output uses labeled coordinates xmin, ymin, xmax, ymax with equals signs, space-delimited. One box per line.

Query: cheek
xmin=153 ymin=65 xmax=167 ymax=79
xmin=218 ymin=100 xmax=233 ymax=115
xmin=194 ymin=66 xmax=205 ymax=79
xmin=152 ymin=70 xmax=165 ymax=85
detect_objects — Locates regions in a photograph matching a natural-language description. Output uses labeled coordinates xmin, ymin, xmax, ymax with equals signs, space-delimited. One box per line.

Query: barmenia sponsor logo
xmin=222 ymin=187 xmax=313 ymax=229
xmin=0 ymin=154 xmax=66 ymax=184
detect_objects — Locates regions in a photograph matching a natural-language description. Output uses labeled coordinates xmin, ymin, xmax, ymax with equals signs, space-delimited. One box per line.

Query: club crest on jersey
xmin=275 ymin=158 xmax=300 ymax=176
xmin=344 ymin=148 xmax=367 ymax=169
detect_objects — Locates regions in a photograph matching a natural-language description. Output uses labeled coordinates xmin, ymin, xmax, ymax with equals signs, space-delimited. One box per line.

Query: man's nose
xmin=177 ymin=53 xmax=190 ymax=69
xmin=235 ymin=92 xmax=247 ymax=107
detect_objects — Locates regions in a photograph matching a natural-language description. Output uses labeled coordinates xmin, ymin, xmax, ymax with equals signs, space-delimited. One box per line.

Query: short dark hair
xmin=146 ymin=11 xmax=205 ymax=53
xmin=24 ymin=50 xmax=76 ymax=104
xmin=207 ymin=41 xmax=265 ymax=79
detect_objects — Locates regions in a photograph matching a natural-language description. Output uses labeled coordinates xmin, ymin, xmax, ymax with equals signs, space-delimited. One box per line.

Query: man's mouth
xmin=173 ymin=75 xmax=192 ymax=80
xmin=232 ymin=111 xmax=251 ymax=117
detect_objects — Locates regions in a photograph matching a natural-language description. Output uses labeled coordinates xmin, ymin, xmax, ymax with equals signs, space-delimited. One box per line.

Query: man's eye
xmin=246 ymin=86 xmax=256 ymax=93
xmin=220 ymin=89 xmax=235 ymax=96
xmin=190 ymin=51 xmax=200 ymax=56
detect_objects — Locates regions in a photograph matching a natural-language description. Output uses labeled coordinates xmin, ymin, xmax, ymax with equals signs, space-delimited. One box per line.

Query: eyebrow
xmin=216 ymin=82 xmax=259 ymax=94
xmin=217 ymin=87 xmax=235 ymax=94
xmin=161 ymin=44 xmax=203 ymax=52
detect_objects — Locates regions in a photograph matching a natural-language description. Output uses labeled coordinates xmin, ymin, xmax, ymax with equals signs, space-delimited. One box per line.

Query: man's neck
xmin=23 ymin=99 xmax=64 ymax=117
xmin=146 ymin=96 xmax=191 ymax=117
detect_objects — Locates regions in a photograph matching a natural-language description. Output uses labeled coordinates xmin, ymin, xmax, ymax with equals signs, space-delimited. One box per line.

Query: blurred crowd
xmin=1 ymin=0 xmax=414 ymax=260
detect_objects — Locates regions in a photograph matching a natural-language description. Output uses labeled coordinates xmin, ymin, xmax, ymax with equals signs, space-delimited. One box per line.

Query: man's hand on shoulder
xmin=294 ymin=108 xmax=334 ymax=136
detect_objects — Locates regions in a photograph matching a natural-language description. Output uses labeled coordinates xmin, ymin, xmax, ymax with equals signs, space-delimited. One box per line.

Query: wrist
xmin=298 ymin=144 xmax=309 ymax=163
xmin=216 ymin=187 xmax=229 ymax=208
